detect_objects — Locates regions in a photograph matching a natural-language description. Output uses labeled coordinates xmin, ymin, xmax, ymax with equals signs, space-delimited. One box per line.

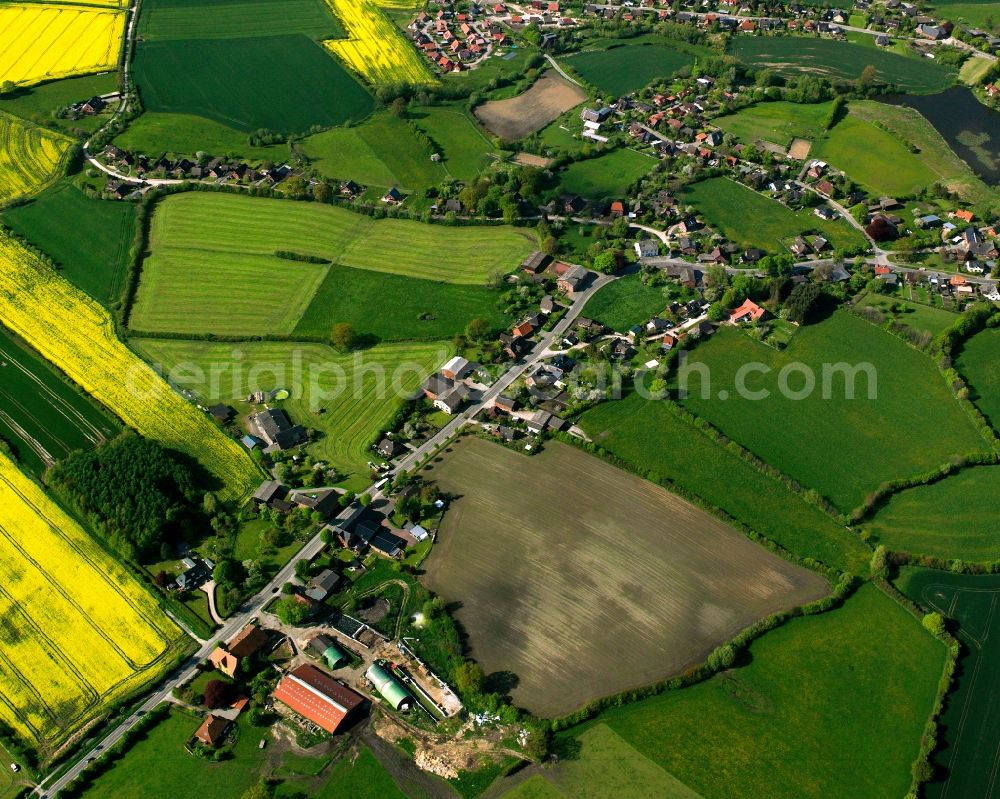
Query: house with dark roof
xmin=249 ymin=409 xmax=306 ymax=450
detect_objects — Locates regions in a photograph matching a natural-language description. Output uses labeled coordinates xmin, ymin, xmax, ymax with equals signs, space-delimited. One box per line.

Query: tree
xmin=859 ymin=64 xmax=878 ymax=88
xmin=154 ymin=570 xmax=171 ymax=588
xmin=203 ymin=679 xmax=234 ymax=709
xmin=453 ymin=660 xmax=486 ymax=696
xmin=49 ymin=432 xmax=200 ymax=561
xmin=784 ymin=282 xmax=823 ymax=323
xmin=0 ymin=80 xmax=14 ymax=96
xmin=330 ymin=322 xmax=357 ymax=351
xmin=465 ymin=317 xmax=491 ymax=341
xmin=389 ymin=97 xmax=408 ymax=117
xmin=294 ymin=558 xmax=311 ymax=582
xmin=922 ymin=612 xmax=946 ymax=638
xmin=213 ymin=559 xmax=239 ymax=588
xmin=707 ymin=302 xmax=728 ymax=322
xmin=276 ymin=597 xmax=310 ymax=625
xmin=592 ymin=250 xmax=618 ymax=274
xmin=359 ymin=492 xmax=372 ymax=507
xmin=240 ymin=783 xmax=272 ymax=799
xmin=313 ymin=182 xmax=332 ymax=203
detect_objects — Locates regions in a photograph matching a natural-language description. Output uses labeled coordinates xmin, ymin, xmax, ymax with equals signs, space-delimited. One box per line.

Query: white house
xmin=634 ymin=239 xmax=660 ymax=258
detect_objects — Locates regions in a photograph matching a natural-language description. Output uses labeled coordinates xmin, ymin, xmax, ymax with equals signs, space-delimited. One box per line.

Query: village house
xmin=634 ymin=239 xmax=660 ymax=258
xmin=248 ymin=409 xmax=306 ymax=451
xmin=193 ymin=715 xmax=231 ymax=748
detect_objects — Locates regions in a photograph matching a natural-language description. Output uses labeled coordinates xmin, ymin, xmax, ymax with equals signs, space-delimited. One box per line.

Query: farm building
xmin=441 ymin=355 xmax=471 ymax=380
xmin=308 ymin=634 xmax=349 ymax=670
xmin=248 ymin=408 xmax=305 ymax=451
xmin=227 ymin=623 xmax=269 ymax=659
xmin=273 ymin=663 xmax=365 ymax=734
xmin=366 ymin=662 xmax=414 ymax=711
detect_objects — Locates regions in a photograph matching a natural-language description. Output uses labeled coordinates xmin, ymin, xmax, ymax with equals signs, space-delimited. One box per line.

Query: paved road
xmin=544 ymin=53 xmax=583 ymax=86
xmin=392 ymin=271 xmax=617 ymax=475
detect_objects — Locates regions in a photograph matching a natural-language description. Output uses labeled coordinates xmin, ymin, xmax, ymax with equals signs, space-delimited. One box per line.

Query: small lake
xmin=882 ymin=87 xmax=1000 ymax=185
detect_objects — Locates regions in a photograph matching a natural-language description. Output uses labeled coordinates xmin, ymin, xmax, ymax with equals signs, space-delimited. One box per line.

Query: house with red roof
xmin=728 ymin=298 xmax=766 ymax=324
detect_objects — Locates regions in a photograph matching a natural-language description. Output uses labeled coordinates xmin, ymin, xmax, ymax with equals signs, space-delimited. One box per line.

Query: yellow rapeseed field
xmin=0 ymin=4 xmax=125 ymax=87
xmin=0 ymin=450 xmax=181 ymax=750
xmin=0 ymin=232 xmax=261 ymax=500
xmin=324 ymin=0 xmax=434 ymax=85
xmin=0 ymin=111 xmax=71 ymax=204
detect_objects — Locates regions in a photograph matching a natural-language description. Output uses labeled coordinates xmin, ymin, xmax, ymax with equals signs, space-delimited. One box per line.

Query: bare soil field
xmin=513 ymin=152 xmax=554 ymax=168
xmin=788 ymin=137 xmax=812 ymax=159
xmin=421 ymin=437 xmax=830 ymax=717
xmin=474 ymin=71 xmax=587 ymax=142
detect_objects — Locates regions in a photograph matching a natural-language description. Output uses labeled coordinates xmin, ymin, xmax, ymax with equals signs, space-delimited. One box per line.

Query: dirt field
xmin=789 ymin=138 xmax=812 ymax=159
xmin=474 ymin=70 xmax=586 ymax=141
xmin=421 ymin=437 xmax=830 ymax=717
xmin=513 ymin=152 xmax=554 ymax=168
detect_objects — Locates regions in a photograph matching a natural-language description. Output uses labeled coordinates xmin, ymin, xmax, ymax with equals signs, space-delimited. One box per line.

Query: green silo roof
xmin=366 ymin=663 xmax=413 ymax=711
xmin=323 ymin=643 xmax=347 ymax=670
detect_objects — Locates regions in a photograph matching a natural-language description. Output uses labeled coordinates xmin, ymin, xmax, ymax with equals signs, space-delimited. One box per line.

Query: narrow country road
xmin=392 ymin=269 xmax=617 ymax=475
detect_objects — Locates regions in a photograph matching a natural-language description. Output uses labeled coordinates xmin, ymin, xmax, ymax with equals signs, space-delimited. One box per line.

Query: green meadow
xmin=549 ymin=584 xmax=945 ymax=799
xmin=674 ymin=313 xmax=990 ymax=512
xmin=867 ymin=465 xmax=1000 ymax=562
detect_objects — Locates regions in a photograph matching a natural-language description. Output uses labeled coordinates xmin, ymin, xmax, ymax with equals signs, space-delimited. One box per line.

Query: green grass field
xmin=578 ymin=391 xmax=871 ymax=573
xmin=0 ymin=326 xmax=118 ymax=476
xmin=77 ymin=708 xmax=269 ymax=799
xmin=929 ymin=0 xmax=1000 ymax=29
xmin=502 ymin=724 xmax=703 ymax=799
xmin=132 ymin=338 xmax=450 ymax=482
xmin=0 ymin=72 xmax=118 ymax=132
xmin=955 ymin=326 xmax=1000 ymax=430
xmin=848 ymin=100 xmax=997 ymax=207
xmin=714 ymin=100 xmax=832 ymax=148
xmin=409 ymin=104 xmax=495 ymax=181
xmin=303 ymin=111 xmax=447 ymax=190
xmin=133 ymin=34 xmax=374 ymax=133
xmin=814 ymin=112 xmax=935 ymax=197
xmin=142 ymin=191 xmax=534 ymax=281
xmin=584 ymin=274 xmax=669 ymax=333
xmin=131 ymin=193 xmax=535 ymax=338
xmin=675 ymin=313 xmax=990 ymax=512
xmin=852 ymin=292 xmax=958 ymax=337
xmin=139 ymin=0 xmax=342 ymax=40
xmin=866 ymin=465 xmax=1000 ymax=561
xmin=680 ymin=177 xmax=866 ymax=254
xmin=731 ymin=36 xmax=957 ymax=94
xmin=303 ymin=746 xmax=409 ymax=799
xmin=113 ymin=112 xmax=292 ymax=161
xmin=562 ymin=37 xmax=704 ymax=96
xmin=294 ymin=265 xmax=510 ymax=342
xmin=549 ymin=584 xmax=945 ymax=799
xmin=895 ymin=568 xmax=1000 ymax=799
xmin=560 ymin=148 xmax=656 ymax=200
xmin=2 ymin=180 xmax=135 ymax=306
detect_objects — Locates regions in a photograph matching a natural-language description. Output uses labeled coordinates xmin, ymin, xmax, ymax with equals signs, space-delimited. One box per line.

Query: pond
xmin=882 ymin=87 xmax=1000 ymax=185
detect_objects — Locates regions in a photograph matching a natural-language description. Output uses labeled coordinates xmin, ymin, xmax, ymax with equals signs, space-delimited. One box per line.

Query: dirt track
xmin=475 ymin=70 xmax=587 ymax=142
xmin=421 ymin=438 xmax=830 ymax=717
